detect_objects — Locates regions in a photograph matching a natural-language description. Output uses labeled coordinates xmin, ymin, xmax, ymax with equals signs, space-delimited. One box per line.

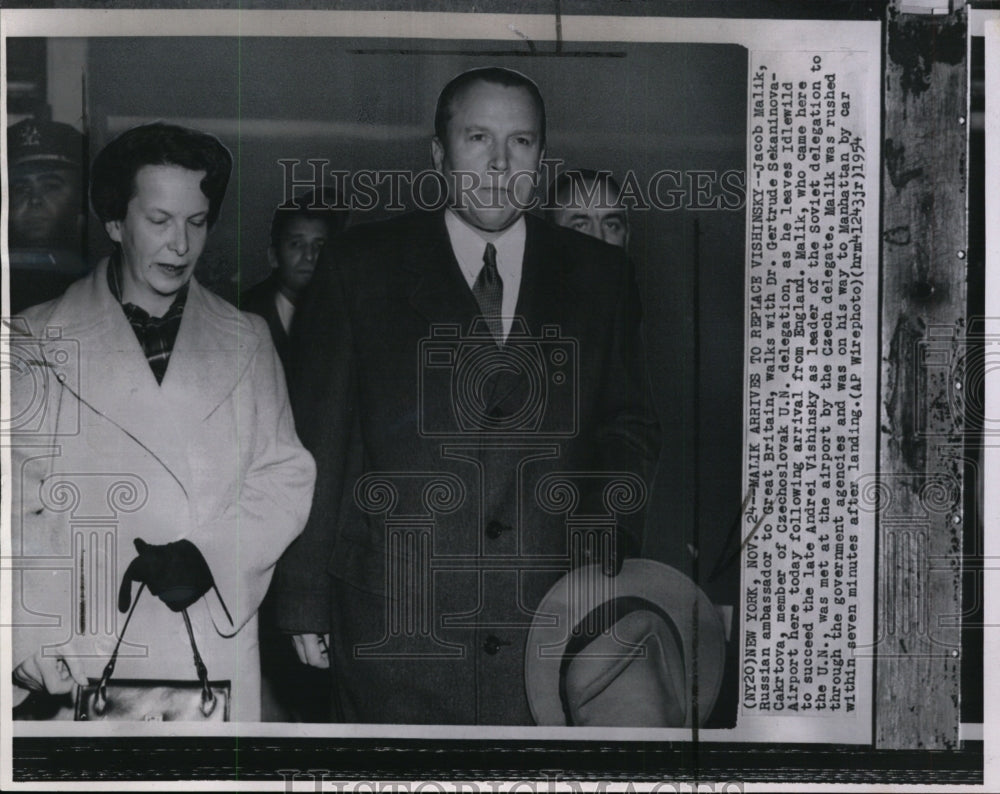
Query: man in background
xmin=242 ymin=187 xmax=347 ymax=720
xmin=241 ymin=188 xmax=348 ymax=366
xmin=7 ymin=118 xmax=88 ymax=313
xmin=546 ymin=168 xmax=629 ymax=249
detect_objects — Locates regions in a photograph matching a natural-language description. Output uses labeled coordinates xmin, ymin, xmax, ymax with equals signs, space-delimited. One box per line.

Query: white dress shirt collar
xmin=444 ymin=210 xmax=526 ymax=342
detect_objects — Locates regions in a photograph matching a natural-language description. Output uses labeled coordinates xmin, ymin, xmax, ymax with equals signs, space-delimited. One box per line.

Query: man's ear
xmin=267 ymin=246 xmax=279 ymax=271
xmin=431 ymin=137 xmax=444 ymax=172
xmin=105 ymin=220 xmax=123 ymax=244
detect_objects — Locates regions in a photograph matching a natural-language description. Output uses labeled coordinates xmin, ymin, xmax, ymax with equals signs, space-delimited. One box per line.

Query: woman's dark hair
xmin=90 ymin=122 xmax=233 ymax=227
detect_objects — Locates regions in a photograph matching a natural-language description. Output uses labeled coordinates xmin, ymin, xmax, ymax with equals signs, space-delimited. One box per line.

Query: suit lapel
xmin=267 ymin=309 xmax=289 ymax=364
xmin=400 ymin=213 xmax=571 ymax=424
xmin=263 ymin=276 xmax=290 ymax=355
xmin=405 ymin=212 xmax=483 ymax=331
xmin=517 ymin=215 xmax=570 ymax=335
xmin=485 ymin=215 xmax=568 ymax=415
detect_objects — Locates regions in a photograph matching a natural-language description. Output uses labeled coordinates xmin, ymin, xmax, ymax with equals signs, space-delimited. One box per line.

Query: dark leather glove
xmin=118 ymin=538 xmax=215 ymax=613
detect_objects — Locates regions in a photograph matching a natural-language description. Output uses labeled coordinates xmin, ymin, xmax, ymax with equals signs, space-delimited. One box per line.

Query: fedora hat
xmin=524 ymin=559 xmax=727 ymax=727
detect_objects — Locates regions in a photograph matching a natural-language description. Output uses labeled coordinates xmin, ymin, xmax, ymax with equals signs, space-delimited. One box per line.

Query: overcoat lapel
xmin=483 ymin=215 xmax=568 ymax=416
xmin=516 ymin=215 xmax=569 ymax=334
xmin=37 ymin=261 xmax=253 ymax=499
xmin=161 ymin=281 xmax=258 ymax=422
xmin=404 ymin=212 xmax=482 ymax=330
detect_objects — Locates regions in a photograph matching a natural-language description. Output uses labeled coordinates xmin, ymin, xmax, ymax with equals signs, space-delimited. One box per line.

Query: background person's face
xmin=431 ymin=80 xmax=543 ymax=234
xmin=552 ymin=200 xmax=629 ymax=248
xmin=9 ymin=166 xmax=83 ymax=248
xmin=106 ymin=164 xmax=209 ymax=316
xmin=270 ymin=216 xmax=329 ymax=297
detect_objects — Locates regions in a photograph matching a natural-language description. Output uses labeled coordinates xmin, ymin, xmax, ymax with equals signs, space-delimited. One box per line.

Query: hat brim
xmin=11 ymin=154 xmax=80 ymax=171
xmin=524 ymin=559 xmax=727 ymax=727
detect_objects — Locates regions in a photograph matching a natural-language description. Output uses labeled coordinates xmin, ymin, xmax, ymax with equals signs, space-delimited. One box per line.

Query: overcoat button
xmin=483 ymin=635 xmax=504 ymax=655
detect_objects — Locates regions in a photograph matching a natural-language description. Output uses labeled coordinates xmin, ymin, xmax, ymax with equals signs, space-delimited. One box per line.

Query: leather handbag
xmin=74 ymin=584 xmax=230 ymax=721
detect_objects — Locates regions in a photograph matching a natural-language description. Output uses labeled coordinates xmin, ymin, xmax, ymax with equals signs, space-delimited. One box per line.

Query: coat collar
xmin=36 ymin=259 xmax=261 ymax=496
xmin=515 ymin=213 xmax=572 ymax=335
xmin=404 ymin=211 xmax=482 ymax=330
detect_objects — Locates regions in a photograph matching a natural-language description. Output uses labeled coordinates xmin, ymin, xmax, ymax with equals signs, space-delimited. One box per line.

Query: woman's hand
xmin=119 ymin=538 xmax=217 ymax=614
xmin=292 ymin=633 xmax=330 ymax=668
xmin=12 ymin=649 xmax=88 ymax=701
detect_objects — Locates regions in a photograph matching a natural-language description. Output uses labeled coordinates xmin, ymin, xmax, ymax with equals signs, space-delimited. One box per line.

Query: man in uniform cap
xmin=7 ymin=118 xmax=88 ymax=313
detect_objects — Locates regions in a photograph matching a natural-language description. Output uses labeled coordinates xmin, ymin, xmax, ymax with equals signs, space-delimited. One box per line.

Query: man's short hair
xmin=90 ymin=122 xmax=233 ymax=227
xmin=434 ymin=66 xmax=546 ymax=147
xmin=545 ymin=169 xmax=624 ymax=215
xmin=270 ymin=188 xmax=349 ymax=250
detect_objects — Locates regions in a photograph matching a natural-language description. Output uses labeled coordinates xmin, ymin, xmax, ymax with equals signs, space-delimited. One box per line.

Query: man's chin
xmin=12 ymin=226 xmax=59 ymax=246
xmin=454 ymin=208 xmax=522 ymax=235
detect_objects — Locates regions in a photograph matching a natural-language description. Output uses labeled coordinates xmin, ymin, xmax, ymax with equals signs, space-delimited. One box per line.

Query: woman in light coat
xmin=10 ymin=122 xmax=316 ymax=722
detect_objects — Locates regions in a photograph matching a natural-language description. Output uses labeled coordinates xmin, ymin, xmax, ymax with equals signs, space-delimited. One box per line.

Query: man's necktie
xmin=473 ymin=242 xmax=504 ymax=343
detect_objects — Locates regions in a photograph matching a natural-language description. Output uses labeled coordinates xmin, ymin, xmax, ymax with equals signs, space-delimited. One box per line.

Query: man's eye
xmin=189 ymin=218 xmax=207 ymax=228
xmin=514 ymin=137 xmax=533 ymax=146
xmin=150 ymin=217 xmax=169 ymax=226
xmin=571 ymin=220 xmax=589 ymax=231
xmin=605 ymin=221 xmax=623 ymax=232
xmin=469 ymin=133 xmax=487 ymax=142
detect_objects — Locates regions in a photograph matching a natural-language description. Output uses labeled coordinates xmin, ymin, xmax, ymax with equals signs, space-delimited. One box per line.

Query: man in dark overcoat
xmin=273 ymin=66 xmax=661 ymax=724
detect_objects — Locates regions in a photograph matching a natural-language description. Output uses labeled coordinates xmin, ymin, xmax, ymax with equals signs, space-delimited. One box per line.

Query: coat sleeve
xmin=269 ymin=250 xmax=360 ymax=634
xmin=188 ymin=323 xmax=317 ymax=637
xmin=594 ymin=256 xmax=662 ymax=549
